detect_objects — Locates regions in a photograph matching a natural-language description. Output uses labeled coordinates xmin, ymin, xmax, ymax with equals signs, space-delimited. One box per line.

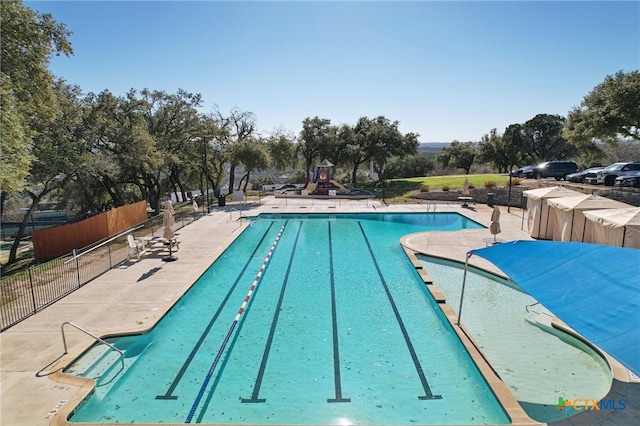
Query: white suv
xmin=593 ymin=162 xmax=640 ymax=186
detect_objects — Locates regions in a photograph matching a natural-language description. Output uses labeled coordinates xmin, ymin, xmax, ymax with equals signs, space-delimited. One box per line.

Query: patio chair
xmin=127 ymin=234 xmax=147 ymax=260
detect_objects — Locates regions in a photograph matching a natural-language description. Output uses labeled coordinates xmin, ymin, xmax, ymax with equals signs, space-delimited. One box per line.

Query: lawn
xmin=359 ymin=173 xmax=513 ymax=201
xmin=398 ymin=173 xmax=510 ymax=190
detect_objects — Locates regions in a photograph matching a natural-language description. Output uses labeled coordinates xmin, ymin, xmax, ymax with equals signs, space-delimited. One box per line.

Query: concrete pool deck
xmin=0 ymin=196 xmax=637 ymax=426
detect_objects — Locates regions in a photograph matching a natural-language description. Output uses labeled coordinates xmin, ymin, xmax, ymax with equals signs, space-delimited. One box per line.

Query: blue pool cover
xmin=469 ymin=240 xmax=640 ymax=377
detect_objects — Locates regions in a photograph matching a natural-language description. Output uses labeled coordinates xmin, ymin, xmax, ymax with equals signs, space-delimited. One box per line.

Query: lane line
xmin=327 ymin=221 xmax=350 ymax=403
xmin=156 ymin=222 xmax=276 ymax=400
xmin=185 ymin=224 xmax=286 ymax=423
xmin=241 ymin=221 xmax=303 ymax=403
xmin=357 ymin=222 xmax=442 ymax=401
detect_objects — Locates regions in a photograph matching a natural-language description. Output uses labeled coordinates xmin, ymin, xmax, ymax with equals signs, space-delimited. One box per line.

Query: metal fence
xmin=1 ymin=205 xmax=205 ymax=332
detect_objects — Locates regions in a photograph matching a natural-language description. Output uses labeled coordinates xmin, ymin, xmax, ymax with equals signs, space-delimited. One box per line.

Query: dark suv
xmin=531 ymin=161 xmax=579 ymax=180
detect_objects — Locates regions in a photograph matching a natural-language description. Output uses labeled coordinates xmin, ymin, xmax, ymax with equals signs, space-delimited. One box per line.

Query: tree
xmin=265 ymin=130 xmax=297 ymax=172
xmin=138 ymin=88 xmax=204 ymax=203
xmin=0 ymin=0 xmax=73 ymax=118
xmin=337 ymin=122 xmax=367 ymax=184
xmin=232 ymin=137 xmax=270 ymax=191
xmin=436 ymin=141 xmax=477 ymax=174
xmin=385 ymin=156 xmax=434 ymax=179
xmin=1 ymin=0 xmax=72 ymax=217
xmin=478 ymin=129 xmax=508 ymax=172
xmin=523 ymin=114 xmax=576 ymax=162
xmin=210 ymin=107 xmax=257 ymax=193
xmin=298 ymin=117 xmax=335 ymax=183
xmin=565 ymin=70 xmax=640 ymax=145
xmin=0 ymin=76 xmax=32 ymax=207
xmin=6 ymin=81 xmax=84 ymax=264
xmin=360 ymin=116 xmax=419 ymax=186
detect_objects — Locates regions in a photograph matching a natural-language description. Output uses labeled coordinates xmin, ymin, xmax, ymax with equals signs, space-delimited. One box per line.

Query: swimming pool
xmin=418 ymin=256 xmax=613 ymax=423
xmin=65 ymin=213 xmax=512 ymax=424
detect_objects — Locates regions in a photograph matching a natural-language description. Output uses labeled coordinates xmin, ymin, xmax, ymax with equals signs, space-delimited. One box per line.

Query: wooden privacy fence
xmin=31 ymin=201 xmax=148 ymax=262
xmin=1 ymin=203 xmax=205 ymax=332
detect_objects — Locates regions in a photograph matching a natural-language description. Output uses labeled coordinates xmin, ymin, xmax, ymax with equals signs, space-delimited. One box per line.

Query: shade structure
xmin=523 ymin=186 xmax=580 ymax=239
xmin=467 ymin=240 xmax=640 ymax=377
xmin=546 ymin=194 xmax=630 ymax=242
xmin=583 ymin=207 xmax=640 ymax=248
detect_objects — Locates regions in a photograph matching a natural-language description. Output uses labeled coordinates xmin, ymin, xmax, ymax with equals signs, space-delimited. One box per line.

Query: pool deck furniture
xmin=1 ymin=199 xmax=638 ymax=426
xmin=457 ymin=196 xmax=474 ymax=207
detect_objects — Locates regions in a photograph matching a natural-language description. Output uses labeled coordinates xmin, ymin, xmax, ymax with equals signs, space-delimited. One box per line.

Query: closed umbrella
xmin=162 ymin=200 xmax=177 ymax=261
xmin=490 ymin=205 xmax=501 ymax=242
xmin=462 ymin=177 xmax=470 ymax=196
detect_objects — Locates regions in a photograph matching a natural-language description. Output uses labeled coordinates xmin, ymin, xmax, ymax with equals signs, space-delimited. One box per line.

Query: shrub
xmin=419 ymin=184 xmax=429 ymax=192
xmin=442 ymin=185 xmax=449 ymax=192
xmin=484 ymin=180 xmax=497 ymax=188
xmin=509 ymin=178 xmax=521 ymax=186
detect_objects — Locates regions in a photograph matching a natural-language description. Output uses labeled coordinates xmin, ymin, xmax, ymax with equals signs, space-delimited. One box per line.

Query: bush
xmin=442 ymin=185 xmax=449 ymax=192
xmin=484 ymin=180 xmax=497 ymax=188
xmin=508 ymin=178 xmax=521 ymax=186
xmin=419 ymin=184 xmax=429 ymax=192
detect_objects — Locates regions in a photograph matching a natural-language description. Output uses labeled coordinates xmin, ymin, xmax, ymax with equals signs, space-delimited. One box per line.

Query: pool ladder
xmin=36 ymin=322 xmax=125 ymax=381
xmin=229 ymin=207 xmax=246 ymax=224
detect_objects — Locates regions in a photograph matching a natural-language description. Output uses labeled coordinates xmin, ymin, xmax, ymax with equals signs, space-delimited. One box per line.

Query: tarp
xmin=583 ymin=207 xmax=640 ymax=248
xmin=546 ymin=194 xmax=630 ymax=242
xmin=523 ymin=187 xmax=580 ymax=239
xmin=468 ymin=240 xmax=640 ymax=377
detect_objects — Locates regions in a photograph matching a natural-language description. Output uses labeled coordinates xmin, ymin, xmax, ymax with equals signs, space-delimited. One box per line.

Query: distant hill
xmin=420 ymin=142 xmax=450 ymax=148
xmin=418 ymin=142 xmax=449 ymax=158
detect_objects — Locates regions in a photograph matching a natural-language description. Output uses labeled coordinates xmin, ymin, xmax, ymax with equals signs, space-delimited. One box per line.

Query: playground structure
xmin=301 ymin=160 xmax=373 ymax=198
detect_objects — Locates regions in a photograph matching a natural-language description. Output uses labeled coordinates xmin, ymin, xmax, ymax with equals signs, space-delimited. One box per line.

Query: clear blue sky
xmin=27 ymin=1 xmax=640 ymax=142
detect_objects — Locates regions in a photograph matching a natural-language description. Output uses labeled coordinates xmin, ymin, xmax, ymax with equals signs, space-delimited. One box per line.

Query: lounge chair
xmin=127 ymin=234 xmax=147 ymax=260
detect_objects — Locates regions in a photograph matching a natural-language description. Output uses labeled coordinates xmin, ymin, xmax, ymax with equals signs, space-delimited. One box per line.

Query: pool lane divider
xmin=156 ymin=222 xmax=276 ymax=400
xmin=327 ymin=221 xmax=351 ymax=403
xmin=184 ymin=224 xmax=286 ymax=424
xmin=357 ymin=222 xmax=442 ymax=401
xmin=241 ymin=221 xmax=303 ymax=404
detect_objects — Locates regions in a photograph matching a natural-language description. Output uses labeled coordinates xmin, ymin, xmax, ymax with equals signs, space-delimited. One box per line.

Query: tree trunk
xmin=7 ymin=193 xmax=44 ymax=265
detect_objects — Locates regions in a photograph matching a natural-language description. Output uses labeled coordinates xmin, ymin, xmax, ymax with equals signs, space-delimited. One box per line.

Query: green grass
xmin=397 ymin=174 xmax=509 ymax=190
xmin=359 ymin=173 xmax=511 ymax=202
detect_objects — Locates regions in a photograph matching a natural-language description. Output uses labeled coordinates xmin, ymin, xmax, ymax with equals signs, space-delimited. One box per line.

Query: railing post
xmin=108 ymin=243 xmax=113 ymax=269
xmin=73 ymin=249 xmax=81 ymax=288
xmin=28 ymin=266 xmax=37 ymax=313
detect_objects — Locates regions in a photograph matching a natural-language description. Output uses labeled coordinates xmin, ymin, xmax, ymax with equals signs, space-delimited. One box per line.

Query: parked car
xmin=509 ymin=165 xmax=535 ymax=178
xmin=590 ymin=162 xmax=640 ymax=186
xmin=614 ymin=171 xmax=640 ymax=188
xmin=531 ymin=161 xmax=579 ymax=180
xmin=276 ymin=184 xmax=298 ymax=192
xmin=565 ymin=167 xmax=604 ymax=183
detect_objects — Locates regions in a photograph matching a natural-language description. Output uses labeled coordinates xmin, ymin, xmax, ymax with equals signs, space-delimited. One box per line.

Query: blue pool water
xmin=67 ymin=213 xmax=511 ymax=424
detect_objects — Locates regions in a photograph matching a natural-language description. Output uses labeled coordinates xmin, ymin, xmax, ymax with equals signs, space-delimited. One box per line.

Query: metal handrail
xmin=61 ymin=321 xmax=125 ymax=372
xmin=63 ymin=225 xmax=144 ymax=264
xmin=228 ymin=207 xmax=246 ymax=224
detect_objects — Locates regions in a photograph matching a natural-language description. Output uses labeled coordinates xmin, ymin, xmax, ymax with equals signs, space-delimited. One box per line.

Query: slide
xmin=305 ymin=182 xmax=317 ymax=194
xmin=329 ymin=180 xmax=350 ymax=194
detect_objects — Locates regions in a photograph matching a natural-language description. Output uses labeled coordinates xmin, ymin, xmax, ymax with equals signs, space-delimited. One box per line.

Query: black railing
xmin=0 ymin=205 xmax=205 ymax=332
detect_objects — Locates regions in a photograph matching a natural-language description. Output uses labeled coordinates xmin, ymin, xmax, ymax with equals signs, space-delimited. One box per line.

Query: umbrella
xmin=490 ymin=205 xmax=501 ymax=242
xmin=462 ymin=177 xmax=470 ymax=196
xmin=162 ymin=200 xmax=177 ymax=261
